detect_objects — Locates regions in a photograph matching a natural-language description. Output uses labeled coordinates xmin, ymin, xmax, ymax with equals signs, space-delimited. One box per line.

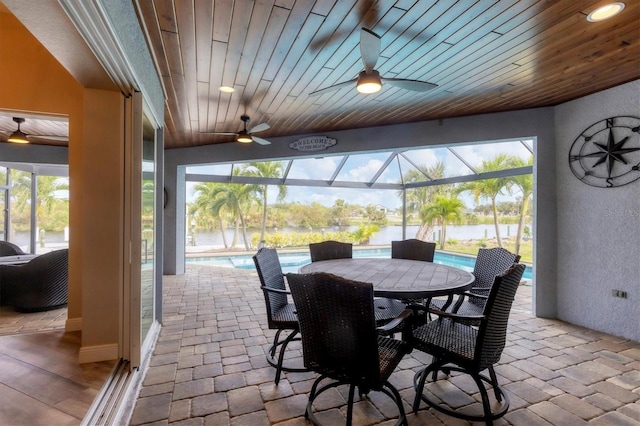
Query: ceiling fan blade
xmin=309 ymin=79 xmax=358 ymax=97
xmin=30 ymin=134 xmax=69 ymax=141
xmin=199 ymin=132 xmax=238 ymax=136
xmin=360 ymin=28 xmax=381 ymax=73
xmin=382 ymin=78 xmax=438 ymax=92
xmin=252 ymin=136 xmax=271 ymax=145
xmin=0 ymin=130 xmax=68 ymax=141
xmin=249 ymin=122 xmax=270 ymax=133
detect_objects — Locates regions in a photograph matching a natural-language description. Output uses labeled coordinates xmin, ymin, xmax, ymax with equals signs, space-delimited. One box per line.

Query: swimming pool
xmin=187 ymin=248 xmax=533 ymax=280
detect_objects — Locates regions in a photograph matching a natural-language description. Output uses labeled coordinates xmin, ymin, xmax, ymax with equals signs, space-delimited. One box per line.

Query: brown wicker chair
xmin=430 ymin=247 xmax=520 ymax=322
xmin=0 ymin=241 xmax=27 ymax=256
xmin=308 ymin=240 xmax=405 ymax=331
xmin=287 ymin=272 xmax=411 ymax=426
xmin=308 ymin=240 xmax=352 ymax=262
xmin=409 ymin=263 xmax=525 ymax=425
xmin=0 ymin=249 xmax=68 ymax=312
xmin=391 ymin=239 xmax=436 ymax=262
xmin=253 ymin=247 xmax=307 ymax=384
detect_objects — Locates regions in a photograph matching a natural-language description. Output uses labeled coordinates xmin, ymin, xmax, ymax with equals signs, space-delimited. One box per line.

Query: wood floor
xmin=0 ymin=323 xmax=116 ymax=425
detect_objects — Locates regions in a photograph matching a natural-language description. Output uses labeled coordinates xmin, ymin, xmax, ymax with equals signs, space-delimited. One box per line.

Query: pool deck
xmin=129 ymin=264 xmax=639 ymax=425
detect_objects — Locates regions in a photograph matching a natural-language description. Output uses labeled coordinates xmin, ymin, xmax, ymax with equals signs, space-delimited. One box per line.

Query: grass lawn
xmin=438 ymin=238 xmax=533 ymax=264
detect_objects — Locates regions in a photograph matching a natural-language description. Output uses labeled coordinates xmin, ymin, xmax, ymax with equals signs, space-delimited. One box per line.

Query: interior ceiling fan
xmin=309 ymin=27 xmax=438 ymax=97
xmin=202 ymin=114 xmax=271 ymax=145
xmin=0 ymin=117 xmax=68 ymax=143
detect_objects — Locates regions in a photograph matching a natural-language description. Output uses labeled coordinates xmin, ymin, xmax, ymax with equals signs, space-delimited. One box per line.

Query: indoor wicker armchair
xmin=0 ymin=248 xmax=68 ymax=312
xmin=409 ymin=263 xmax=525 ymax=425
xmin=253 ymin=247 xmax=307 ymax=384
xmin=0 ymin=241 xmax=27 ymax=256
xmin=287 ymin=272 xmax=411 ymax=426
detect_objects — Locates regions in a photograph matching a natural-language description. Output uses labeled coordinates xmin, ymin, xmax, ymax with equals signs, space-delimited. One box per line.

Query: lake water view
xmin=187 ymin=223 xmax=530 ymax=248
xmin=186 ymin=247 xmax=534 ymax=280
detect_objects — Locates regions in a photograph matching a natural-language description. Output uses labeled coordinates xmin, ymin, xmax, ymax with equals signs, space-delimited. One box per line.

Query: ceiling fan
xmin=309 ymin=28 xmax=438 ymax=97
xmin=202 ymin=114 xmax=271 ymax=145
xmin=0 ymin=117 xmax=68 ymax=143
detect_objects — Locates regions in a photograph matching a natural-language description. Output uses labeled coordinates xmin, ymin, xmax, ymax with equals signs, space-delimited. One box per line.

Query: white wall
xmin=555 ymin=79 xmax=640 ymax=341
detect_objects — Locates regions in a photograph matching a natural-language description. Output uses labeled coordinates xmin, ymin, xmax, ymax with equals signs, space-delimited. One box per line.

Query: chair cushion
xmin=271 ymin=303 xmax=298 ymax=328
xmin=412 ymin=318 xmax=478 ymax=364
xmin=378 ymin=336 xmax=411 ymax=382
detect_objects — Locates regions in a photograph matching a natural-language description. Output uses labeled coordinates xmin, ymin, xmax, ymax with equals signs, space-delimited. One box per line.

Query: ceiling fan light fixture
xmin=7 ymin=117 xmax=29 ymax=143
xmin=356 ymin=70 xmax=382 ymax=94
xmin=236 ymin=131 xmax=253 ymax=143
xmin=587 ymin=2 xmax=625 ymax=21
xmin=8 ymin=129 xmax=29 ymax=144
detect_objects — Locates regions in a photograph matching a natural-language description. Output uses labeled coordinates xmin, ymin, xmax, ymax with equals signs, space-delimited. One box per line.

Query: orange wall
xmin=0 ymin=12 xmax=124 ymax=360
xmin=0 ymin=11 xmax=84 ymax=323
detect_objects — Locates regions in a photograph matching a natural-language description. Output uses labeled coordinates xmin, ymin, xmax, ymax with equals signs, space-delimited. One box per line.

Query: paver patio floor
xmin=130 ymin=264 xmax=640 ymax=425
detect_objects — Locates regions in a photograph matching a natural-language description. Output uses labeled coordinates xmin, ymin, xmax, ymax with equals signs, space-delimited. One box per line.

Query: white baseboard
xmin=65 ymin=317 xmax=83 ymax=332
xmin=79 ymin=343 xmax=119 ymax=364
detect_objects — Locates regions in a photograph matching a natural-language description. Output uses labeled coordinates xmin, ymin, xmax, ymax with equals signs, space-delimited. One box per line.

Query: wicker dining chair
xmin=308 ymin=240 xmax=352 ymax=262
xmin=308 ymin=240 xmax=405 ymax=332
xmin=253 ymin=248 xmax=308 ymax=384
xmin=410 ymin=263 xmax=525 ymax=425
xmin=287 ymin=272 xmax=411 ymax=426
xmin=391 ymin=239 xmax=436 ymax=262
xmin=430 ymin=247 xmax=520 ymax=322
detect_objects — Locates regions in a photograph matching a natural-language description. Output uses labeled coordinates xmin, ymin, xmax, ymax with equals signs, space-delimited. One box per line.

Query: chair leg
xmin=470 ymin=372 xmax=494 ymax=426
xmin=270 ymin=329 xmax=284 ymax=358
xmin=413 ymin=364 xmax=431 ymax=412
xmin=274 ymin=330 xmax=299 ymax=384
xmin=488 ymin=366 xmax=502 ymax=401
xmin=383 ymin=381 xmax=408 ymax=426
xmin=346 ymin=384 xmax=356 ymax=426
xmin=414 ymin=362 xmax=509 ymax=424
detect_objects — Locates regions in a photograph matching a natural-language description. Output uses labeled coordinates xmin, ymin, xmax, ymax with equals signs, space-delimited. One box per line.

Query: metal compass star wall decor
xmin=568 ymin=116 xmax=640 ymax=188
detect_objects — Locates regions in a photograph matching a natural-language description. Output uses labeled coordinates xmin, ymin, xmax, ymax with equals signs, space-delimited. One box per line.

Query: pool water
xmin=187 ymin=248 xmax=533 ymax=280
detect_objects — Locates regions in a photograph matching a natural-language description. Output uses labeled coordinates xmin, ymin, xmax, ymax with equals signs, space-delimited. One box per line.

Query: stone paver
xmin=130 ymin=265 xmax=640 ymax=425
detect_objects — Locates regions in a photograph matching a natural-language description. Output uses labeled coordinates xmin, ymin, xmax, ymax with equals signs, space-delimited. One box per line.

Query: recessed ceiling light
xmin=587 ymin=2 xmax=625 ymax=22
xmin=219 ymin=86 xmax=235 ymax=93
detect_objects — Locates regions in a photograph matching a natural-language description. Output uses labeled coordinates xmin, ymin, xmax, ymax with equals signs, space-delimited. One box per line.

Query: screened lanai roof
xmin=185 ymin=139 xmax=534 ymax=191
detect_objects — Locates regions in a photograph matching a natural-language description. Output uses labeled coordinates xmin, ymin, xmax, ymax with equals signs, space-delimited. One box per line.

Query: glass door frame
xmin=123 ymin=92 xmax=161 ymax=368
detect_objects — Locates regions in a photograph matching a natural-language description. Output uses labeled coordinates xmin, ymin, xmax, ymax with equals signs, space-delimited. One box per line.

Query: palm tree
xmin=210 ymin=183 xmax=255 ymax=250
xmin=192 ymin=182 xmax=231 ymax=248
xmin=398 ymin=162 xmax=448 ymax=241
xmin=509 ymin=155 xmax=534 ymax=255
xmin=11 ymin=172 xmax=69 ymax=226
xmin=458 ymin=154 xmax=512 ymax=247
xmin=420 ymin=194 xmax=465 ymax=249
xmin=241 ymin=161 xmax=287 ymax=248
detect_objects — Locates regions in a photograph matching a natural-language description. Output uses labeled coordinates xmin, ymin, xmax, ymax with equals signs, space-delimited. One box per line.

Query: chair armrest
xmin=260 ymin=286 xmax=291 ymax=295
xmin=376 ymin=309 xmax=412 ymax=334
xmin=465 ymin=291 xmax=489 ymax=300
xmin=427 ymin=307 xmax=485 ymax=322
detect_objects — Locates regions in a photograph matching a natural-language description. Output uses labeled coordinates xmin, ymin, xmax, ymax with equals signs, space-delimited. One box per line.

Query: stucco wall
xmin=554 ymin=79 xmax=640 ymax=342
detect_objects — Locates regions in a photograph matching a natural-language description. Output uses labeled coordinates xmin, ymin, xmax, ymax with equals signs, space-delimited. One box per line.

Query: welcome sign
xmin=289 ymin=136 xmax=337 ymax=152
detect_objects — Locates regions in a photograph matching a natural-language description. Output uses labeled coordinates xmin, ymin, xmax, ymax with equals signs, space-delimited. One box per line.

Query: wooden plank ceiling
xmin=137 ymin=0 xmax=639 ymax=149
xmin=2 ymin=1 xmax=638 ymax=148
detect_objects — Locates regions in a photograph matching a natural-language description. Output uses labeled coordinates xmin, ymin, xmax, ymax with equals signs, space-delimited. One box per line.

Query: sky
xmin=186 ymin=139 xmax=533 ymax=210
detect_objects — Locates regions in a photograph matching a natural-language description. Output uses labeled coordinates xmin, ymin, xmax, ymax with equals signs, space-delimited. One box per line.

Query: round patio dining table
xmin=299 ymin=258 xmax=475 ymax=300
